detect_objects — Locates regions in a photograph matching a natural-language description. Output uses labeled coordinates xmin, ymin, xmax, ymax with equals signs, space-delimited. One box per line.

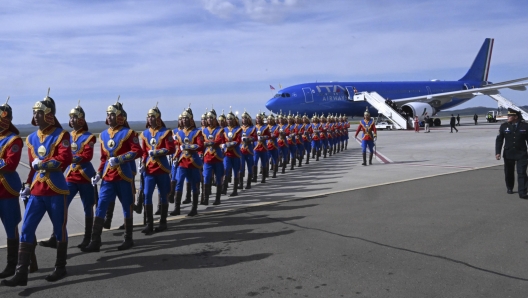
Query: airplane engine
xmin=401 ymin=102 xmax=435 ymax=121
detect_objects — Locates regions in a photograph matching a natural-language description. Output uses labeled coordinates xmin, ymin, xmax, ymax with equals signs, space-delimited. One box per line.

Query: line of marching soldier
xmin=0 ymin=91 xmax=351 ymax=287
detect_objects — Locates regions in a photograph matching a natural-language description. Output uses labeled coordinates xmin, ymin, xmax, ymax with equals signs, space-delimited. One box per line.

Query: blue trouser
xmin=240 ymin=153 xmax=254 ymax=176
xmin=297 ymin=143 xmax=304 ymax=157
xmin=304 ymin=141 xmax=312 ymax=155
xmin=176 ymin=167 xmax=201 ymax=192
xmin=0 ymin=198 xmax=21 ymax=239
xmin=67 ymin=182 xmax=95 ymax=217
xmin=268 ymin=149 xmax=279 ymax=165
xmin=321 ymin=139 xmax=329 ymax=150
xmin=21 ymin=194 xmax=68 ymax=243
xmin=289 ymin=144 xmax=297 ymax=160
xmin=224 ymin=156 xmax=241 ymax=178
xmin=361 ymin=140 xmax=374 ymax=153
xmin=170 ymin=165 xmax=179 ymax=182
xmin=311 ymin=139 xmax=321 ymax=151
xmin=279 ymin=146 xmax=289 ymax=161
xmin=254 ymin=150 xmax=269 ymax=167
xmin=204 ymin=162 xmax=224 ymax=185
xmin=96 ymin=180 xmax=134 ymax=219
xmin=144 ymin=173 xmax=170 ymax=205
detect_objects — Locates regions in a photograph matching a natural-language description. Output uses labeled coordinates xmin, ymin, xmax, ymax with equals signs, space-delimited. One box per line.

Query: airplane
xmin=265 ymin=38 xmax=528 ymax=126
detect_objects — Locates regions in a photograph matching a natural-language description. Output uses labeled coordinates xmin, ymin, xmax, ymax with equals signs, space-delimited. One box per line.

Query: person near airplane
xmin=354 ymin=108 xmax=377 ymax=166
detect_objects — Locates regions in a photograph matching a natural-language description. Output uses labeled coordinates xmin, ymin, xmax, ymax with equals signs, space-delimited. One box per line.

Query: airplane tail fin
xmin=459 ymin=38 xmax=494 ymax=82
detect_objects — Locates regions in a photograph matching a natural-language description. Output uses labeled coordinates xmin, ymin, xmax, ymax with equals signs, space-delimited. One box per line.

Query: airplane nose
xmin=265 ymin=97 xmax=278 ymax=112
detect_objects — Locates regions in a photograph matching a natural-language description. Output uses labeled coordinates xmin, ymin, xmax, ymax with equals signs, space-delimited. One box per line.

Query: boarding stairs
xmin=352 ymin=92 xmax=408 ymax=130
xmin=488 ymin=93 xmax=528 ymax=120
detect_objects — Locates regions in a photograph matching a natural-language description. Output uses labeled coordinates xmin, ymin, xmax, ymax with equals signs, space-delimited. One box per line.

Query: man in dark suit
xmin=450 ymin=114 xmax=458 ymax=133
xmin=496 ymin=108 xmax=528 ymax=198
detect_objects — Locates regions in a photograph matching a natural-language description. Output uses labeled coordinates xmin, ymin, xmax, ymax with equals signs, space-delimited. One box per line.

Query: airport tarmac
xmin=2 ymin=118 xmax=528 ymax=297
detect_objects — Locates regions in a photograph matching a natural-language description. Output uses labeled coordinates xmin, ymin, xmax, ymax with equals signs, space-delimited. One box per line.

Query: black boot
xmin=168 ymin=180 xmax=176 ymax=204
xmin=298 ymin=157 xmax=302 ymax=167
xmin=141 ymin=204 xmax=154 ymax=235
xmin=133 ymin=191 xmax=144 ymax=214
xmin=261 ymin=167 xmax=267 ymax=183
xmin=45 ymin=241 xmax=67 ymax=282
xmin=117 ymin=218 xmax=134 ymax=251
xmin=222 ymin=176 xmax=230 ymax=195
xmin=229 ymin=177 xmax=239 ymax=197
xmin=187 ymin=192 xmax=199 ymax=217
xmin=213 ymin=184 xmax=222 ymax=205
xmin=272 ymin=164 xmax=278 ymax=178
xmin=0 ymin=238 xmax=18 ymax=278
xmin=323 ymin=148 xmax=327 ymax=158
xmin=362 ymin=153 xmax=367 ymax=166
xmin=170 ymin=192 xmax=182 ymax=216
xmin=103 ymin=202 xmax=115 ymax=229
xmin=81 ymin=217 xmax=104 ymax=253
xmin=316 ymin=150 xmax=320 ymax=161
xmin=239 ymin=174 xmax=244 ymax=190
xmin=183 ymin=182 xmax=192 ymax=204
xmin=154 ymin=203 xmax=161 ymax=215
xmin=246 ymin=176 xmax=252 ymax=189
xmin=290 ymin=158 xmax=295 ymax=170
xmin=202 ymin=184 xmax=211 ymax=205
xmin=77 ymin=217 xmax=93 ymax=249
xmin=0 ymin=242 xmax=32 ymax=287
xmin=252 ymin=166 xmax=258 ymax=182
xmin=345 ymin=140 xmax=348 ymax=150
xmin=39 ymin=233 xmax=57 ymax=248
xmin=281 ymin=160 xmax=286 ymax=173
xmin=334 ymin=146 xmax=337 ymax=155
xmin=306 ymin=155 xmax=310 ymax=164
xmin=155 ymin=204 xmax=169 ymax=232
xmin=369 ymin=153 xmax=373 ymax=165
xmin=311 ymin=148 xmax=316 ymax=159
xmin=329 ymin=146 xmax=333 ymax=156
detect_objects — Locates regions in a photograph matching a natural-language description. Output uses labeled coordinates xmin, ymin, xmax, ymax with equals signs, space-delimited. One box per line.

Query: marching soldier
xmin=0 ymin=98 xmax=24 ymax=279
xmin=286 ymin=112 xmax=297 ymax=170
xmin=253 ymin=112 xmax=271 ymax=183
xmin=355 ymin=107 xmax=377 ymax=166
xmin=139 ymin=104 xmax=175 ymax=234
xmin=311 ymin=114 xmax=322 ymax=161
xmin=278 ymin=113 xmax=290 ymax=173
xmin=202 ymin=108 xmax=225 ymax=205
xmin=495 ymin=108 xmax=528 ymax=198
xmin=63 ymin=102 xmax=97 ymax=249
xmin=3 ymin=90 xmax=72 ymax=286
xmin=173 ymin=107 xmax=204 ymax=216
xmin=320 ymin=114 xmax=329 ymax=158
xmin=222 ymin=109 xmax=242 ymax=196
xmin=266 ymin=113 xmax=280 ymax=178
xmin=239 ymin=110 xmax=257 ymax=190
xmin=301 ymin=114 xmax=313 ymax=165
xmin=82 ymin=98 xmax=142 ymax=253
xmin=294 ymin=114 xmax=305 ymax=167
xmin=168 ymin=114 xmax=182 ymax=215
xmin=344 ymin=115 xmax=350 ymax=150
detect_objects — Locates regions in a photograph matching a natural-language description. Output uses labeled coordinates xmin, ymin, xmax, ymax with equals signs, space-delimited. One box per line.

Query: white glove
xmin=172 ymin=160 xmax=178 ymax=167
xmin=258 ymin=136 xmax=262 ymax=141
xmin=220 ymin=144 xmax=226 ymax=149
xmin=180 ymin=145 xmax=184 ymax=151
xmin=139 ymin=163 xmax=146 ymax=173
xmin=149 ymin=150 xmax=155 ymax=157
xmin=19 ymin=186 xmax=30 ymax=198
xmin=31 ymin=159 xmax=40 ymax=170
xmin=91 ymin=174 xmax=101 ymax=185
xmin=109 ymin=157 xmax=119 ymax=167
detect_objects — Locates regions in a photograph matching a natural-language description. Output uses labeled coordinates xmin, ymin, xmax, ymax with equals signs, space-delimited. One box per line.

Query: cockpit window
xmin=285 ymin=93 xmax=290 ymax=97
xmin=274 ymin=93 xmax=281 ymax=98
xmin=281 ymin=93 xmax=286 ymax=97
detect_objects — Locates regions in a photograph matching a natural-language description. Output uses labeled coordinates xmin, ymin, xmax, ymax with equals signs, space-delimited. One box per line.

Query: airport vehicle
xmin=486 ymin=110 xmax=507 ymax=122
xmin=375 ymin=120 xmax=393 ymax=131
xmin=265 ymin=38 xmax=528 ymax=129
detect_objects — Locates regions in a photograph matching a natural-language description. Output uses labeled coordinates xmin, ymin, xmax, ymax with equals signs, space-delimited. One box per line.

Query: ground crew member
xmin=0 ymin=98 xmax=23 ymax=279
xmin=3 ymin=90 xmax=72 ymax=286
xmin=495 ymin=108 xmax=528 ymax=198
xmin=82 ymin=99 xmax=142 ymax=253
xmin=355 ymin=107 xmax=377 ymax=166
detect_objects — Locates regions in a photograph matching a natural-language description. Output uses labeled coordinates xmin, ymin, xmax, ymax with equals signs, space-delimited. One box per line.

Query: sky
xmin=2 ymin=0 xmax=528 ymax=124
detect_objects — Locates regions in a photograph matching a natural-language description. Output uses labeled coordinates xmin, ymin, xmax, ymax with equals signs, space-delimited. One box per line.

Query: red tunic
xmin=66 ymin=130 xmax=96 ymax=184
xmin=254 ymin=124 xmax=271 ymax=152
xmin=177 ymin=128 xmax=204 ymax=169
xmin=223 ymin=127 xmax=242 ymax=158
xmin=98 ymin=126 xmax=143 ymax=182
xmin=141 ymin=128 xmax=176 ymax=175
xmin=278 ymin=125 xmax=290 ymax=147
xmin=0 ymin=131 xmax=23 ymax=198
xmin=355 ymin=119 xmax=377 ymax=141
xmin=302 ymin=124 xmax=313 ymax=142
xmin=240 ymin=125 xmax=257 ymax=155
xmin=203 ymin=127 xmax=225 ymax=164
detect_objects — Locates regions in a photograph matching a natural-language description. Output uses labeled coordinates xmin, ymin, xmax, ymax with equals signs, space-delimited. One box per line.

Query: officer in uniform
xmin=266 ymin=113 xmax=280 ymax=178
xmin=294 ymin=113 xmax=305 ymax=167
xmin=286 ymin=112 xmax=297 ymax=170
xmin=239 ymin=110 xmax=257 ymax=190
xmin=82 ymin=99 xmax=142 ymax=252
xmin=355 ymin=107 xmax=377 ymax=166
xmin=495 ymin=108 xmax=528 ymax=198
xmin=278 ymin=112 xmax=290 ymax=173
xmin=311 ymin=114 xmax=322 ymax=161
xmin=139 ymin=104 xmax=175 ymax=234
xmin=202 ymin=108 xmax=225 ymax=205
xmin=222 ymin=109 xmax=242 ymax=196
xmin=3 ymin=90 xmax=72 ymax=286
xmin=168 ymin=113 xmax=182 ymax=213
xmin=301 ymin=114 xmax=313 ymax=165
xmin=62 ymin=102 xmax=97 ymax=249
xmin=173 ymin=107 xmax=204 ymax=216
xmin=253 ymin=112 xmax=271 ymax=183
xmin=320 ymin=114 xmax=330 ymax=158
xmin=0 ymin=98 xmax=23 ymax=279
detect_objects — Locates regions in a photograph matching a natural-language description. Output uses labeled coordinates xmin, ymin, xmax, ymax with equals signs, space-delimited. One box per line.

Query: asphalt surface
xmin=1 ymin=165 xmax=527 ymax=297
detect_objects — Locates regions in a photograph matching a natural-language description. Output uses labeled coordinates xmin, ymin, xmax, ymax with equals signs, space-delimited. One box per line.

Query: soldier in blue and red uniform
xmin=82 ymin=99 xmax=142 ymax=253
xmin=253 ymin=112 xmax=271 ymax=183
xmin=294 ymin=114 xmax=305 ymax=167
xmin=168 ymin=114 xmax=182 ymax=214
xmin=301 ymin=114 xmax=313 ymax=165
xmin=222 ymin=110 xmax=242 ymax=196
xmin=355 ymin=108 xmax=377 ymax=166
xmin=0 ymin=98 xmax=24 ymax=280
xmin=2 ymin=90 xmax=72 ymax=286
xmin=63 ymin=102 xmax=96 ymax=249
xmin=266 ymin=113 xmax=280 ymax=178
xmin=286 ymin=113 xmax=298 ymax=171
xmin=277 ymin=113 xmax=290 ymax=174
xmin=202 ymin=108 xmax=225 ymax=205
xmin=311 ymin=114 xmax=322 ymax=161
xmin=239 ymin=111 xmax=257 ymax=190
xmin=139 ymin=104 xmax=175 ymax=234
xmin=173 ymin=107 xmax=204 ymax=216
xmin=320 ymin=114 xmax=329 ymax=158
xmin=344 ymin=115 xmax=350 ymax=150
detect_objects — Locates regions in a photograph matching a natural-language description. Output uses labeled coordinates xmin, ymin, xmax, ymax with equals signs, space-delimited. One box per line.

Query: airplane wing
xmin=392 ymin=78 xmax=528 ymax=108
